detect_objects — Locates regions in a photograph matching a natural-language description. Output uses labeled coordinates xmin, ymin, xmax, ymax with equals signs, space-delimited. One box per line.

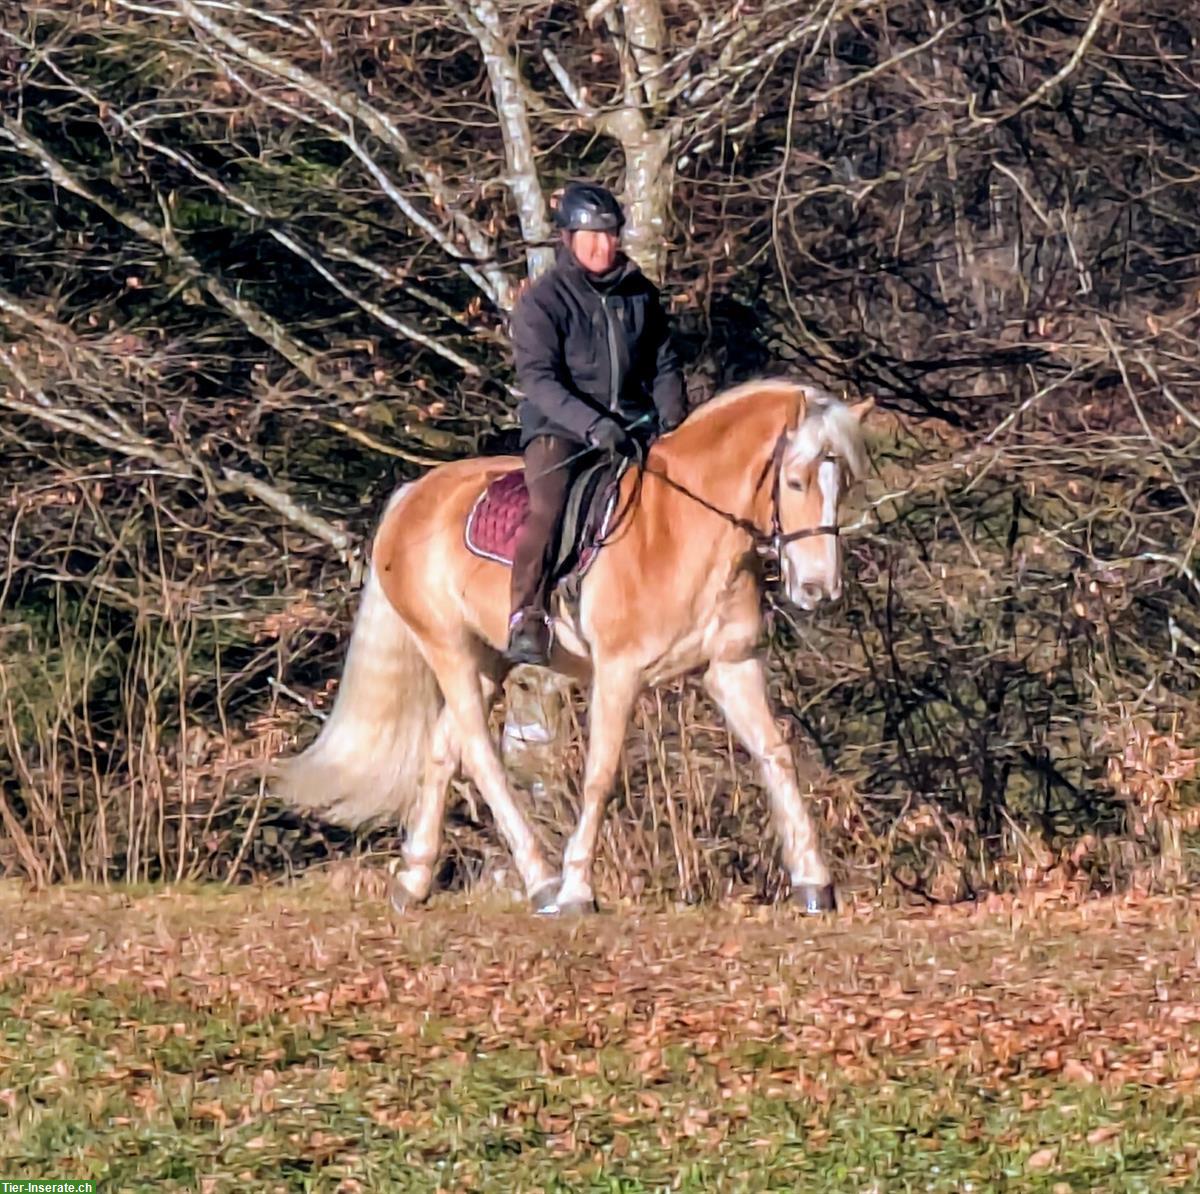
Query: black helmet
xmin=553 ymin=181 xmax=625 ymax=232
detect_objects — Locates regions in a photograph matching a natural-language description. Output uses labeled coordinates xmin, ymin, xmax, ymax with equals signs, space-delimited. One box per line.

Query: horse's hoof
xmin=793 ymin=883 xmax=837 ymax=915
xmin=529 ymin=879 xmax=562 ymax=914
xmin=389 ymin=876 xmax=428 ymax=916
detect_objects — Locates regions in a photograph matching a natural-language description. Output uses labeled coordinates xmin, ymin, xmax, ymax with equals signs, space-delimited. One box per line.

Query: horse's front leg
xmin=553 ymin=664 xmax=641 ymax=915
xmin=704 ymin=656 xmax=835 ymax=913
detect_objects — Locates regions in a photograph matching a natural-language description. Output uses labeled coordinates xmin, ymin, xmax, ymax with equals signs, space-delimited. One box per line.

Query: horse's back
xmin=380 ymin=456 xmax=518 ymax=529
xmin=372 ymin=455 xmax=521 ymax=641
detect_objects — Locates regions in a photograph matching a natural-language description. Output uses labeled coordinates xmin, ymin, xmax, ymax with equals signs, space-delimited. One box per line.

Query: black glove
xmin=586 ymin=417 xmax=636 ymax=456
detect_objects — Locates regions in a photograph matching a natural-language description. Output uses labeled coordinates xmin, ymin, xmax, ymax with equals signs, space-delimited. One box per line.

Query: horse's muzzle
xmin=786 ymin=581 xmax=841 ymax=611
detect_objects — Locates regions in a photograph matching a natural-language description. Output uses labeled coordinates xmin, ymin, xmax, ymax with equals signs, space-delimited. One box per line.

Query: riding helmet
xmin=553 ymin=182 xmax=625 ymax=232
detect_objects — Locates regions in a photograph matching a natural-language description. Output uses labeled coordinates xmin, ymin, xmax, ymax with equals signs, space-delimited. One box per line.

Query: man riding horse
xmin=505 ymin=181 xmax=687 ymax=666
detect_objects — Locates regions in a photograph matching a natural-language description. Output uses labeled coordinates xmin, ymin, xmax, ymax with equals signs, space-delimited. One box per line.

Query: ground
xmin=2 ymin=881 xmax=1199 ymax=1192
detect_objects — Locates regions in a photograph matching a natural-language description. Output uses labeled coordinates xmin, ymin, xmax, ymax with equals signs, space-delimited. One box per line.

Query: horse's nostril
xmin=800 ymin=583 xmax=824 ymax=606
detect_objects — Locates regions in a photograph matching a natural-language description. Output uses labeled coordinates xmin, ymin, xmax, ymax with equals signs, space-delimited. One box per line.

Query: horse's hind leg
xmin=389 ymin=703 xmax=460 ymax=912
xmin=704 ymin=657 xmax=835 ymax=914
xmin=428 ymin=646 xmax=560 ymax=910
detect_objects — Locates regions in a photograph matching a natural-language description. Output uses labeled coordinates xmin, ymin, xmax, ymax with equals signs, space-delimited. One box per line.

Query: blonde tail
xmin=272 ymin=564 xmax=441 ymax=828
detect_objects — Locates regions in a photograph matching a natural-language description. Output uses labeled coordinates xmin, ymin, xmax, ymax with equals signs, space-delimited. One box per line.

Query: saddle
xmin=464 ymin=453 xmax=628 ymax=600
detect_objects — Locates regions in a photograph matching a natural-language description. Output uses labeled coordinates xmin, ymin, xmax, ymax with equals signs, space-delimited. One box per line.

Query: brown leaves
xmin=189 ymin=1101 xmax=229 ymax=1128
xmin=1062 ymin=1058 xmax=1096 ymax=1085
xmin=8 ymin=885 xmax=1200 ymax=1185
xmin=1026 ymin=1146 xmax=1057 ymax=1172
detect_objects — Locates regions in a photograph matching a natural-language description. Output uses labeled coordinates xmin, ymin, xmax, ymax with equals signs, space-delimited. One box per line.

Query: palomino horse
xmin=274 ymin=379 xmax=871 ymax=914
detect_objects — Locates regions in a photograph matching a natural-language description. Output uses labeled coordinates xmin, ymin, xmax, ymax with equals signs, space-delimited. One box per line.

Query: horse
xmin=272 ymin=379 xmax=872 ymax=915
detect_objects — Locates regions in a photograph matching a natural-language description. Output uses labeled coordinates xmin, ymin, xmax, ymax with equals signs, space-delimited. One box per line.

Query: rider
xmin=506 ymin=180 xmax=687 ymax=666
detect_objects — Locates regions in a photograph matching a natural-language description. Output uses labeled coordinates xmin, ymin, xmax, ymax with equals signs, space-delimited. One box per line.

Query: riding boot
xmin=506 ymin=608 xmax=553 ymax=666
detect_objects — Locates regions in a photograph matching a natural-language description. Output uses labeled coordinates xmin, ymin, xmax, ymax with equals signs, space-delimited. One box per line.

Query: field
xmin=3 ymin=882 xmax=1200 ymax=1192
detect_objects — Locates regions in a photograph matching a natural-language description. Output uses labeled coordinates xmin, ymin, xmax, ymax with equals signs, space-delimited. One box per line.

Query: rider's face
xmin=571 ymin=230 xmax=620 ymax=274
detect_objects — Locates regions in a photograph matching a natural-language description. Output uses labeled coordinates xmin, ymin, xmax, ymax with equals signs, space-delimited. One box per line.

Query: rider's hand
xmin=587 ymin=417 xmax=635 ymax=456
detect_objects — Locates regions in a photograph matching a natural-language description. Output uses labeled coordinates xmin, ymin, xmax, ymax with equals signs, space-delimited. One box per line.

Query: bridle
xmin=757 ymin=429 xmax=842 ymax=566
xmin=601 ymin=426 xmax=843 ymax=569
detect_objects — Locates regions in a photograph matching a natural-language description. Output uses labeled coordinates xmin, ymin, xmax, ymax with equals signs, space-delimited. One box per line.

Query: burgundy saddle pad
xmin=464 ymin=458 xmax=625 ymax=578
xmin=465 ymin=469 xmax=528 ymax=564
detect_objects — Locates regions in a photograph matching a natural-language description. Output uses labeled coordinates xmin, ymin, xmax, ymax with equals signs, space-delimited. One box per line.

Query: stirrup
xmin=506 ymin=609 xmax=553 ymax=665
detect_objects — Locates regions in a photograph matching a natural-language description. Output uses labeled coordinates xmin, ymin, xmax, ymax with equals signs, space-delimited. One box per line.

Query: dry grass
xmin=4 ymin=882 xmax=1200 ymax=1189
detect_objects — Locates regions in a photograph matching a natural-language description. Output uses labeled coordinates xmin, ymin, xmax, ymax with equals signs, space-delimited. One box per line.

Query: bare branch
xmin=219 ymin=466 xmax=352 ymax=554
xmin=541 ymin=47 xmax=597 ymax=117
xmin=0 ymin=288 xmax=353 ymax=554
xmin=9 ymin=45 xmax=483 ymax=377
xmin=620 ymin=0 xmax=667 ymax=107
xmin=674 ymin=5 xmax=826 ymax=104
xmin=204 ymin=52 xmax=503 ymax=311
xmin=1135 ymin=351 xmax=1200 ymax=434
xmin=266 ymin=228 xmax=481 ymax=375
xmin=0 ymin=343 xmax=353 ymax=556
xmin=810 ymin=13 xmax=970 ymax=102
xmin=0 ymin=115 xmax=336 ymax=390
xmin=168 ymin=0 xmax=516 ymax=308
xmin=319 ymin=241 xmax=489 ymax=337
xmin=322 ymin=418 xmax=453 ymax=467
xmin=450 ymin=0 xmax=555 ymax=277
xmin=970 ymin=0 xmax=1119 ymax=126
xmin=585 ymin=0 xmax=619 ymax=27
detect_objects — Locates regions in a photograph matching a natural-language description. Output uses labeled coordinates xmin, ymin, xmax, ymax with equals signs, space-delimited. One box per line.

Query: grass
xmin=2 ymin=880 xmax=1199 ymax=1191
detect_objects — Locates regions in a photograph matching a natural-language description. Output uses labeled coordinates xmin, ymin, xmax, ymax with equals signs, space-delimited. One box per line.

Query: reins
xmin=598 ymin=426 xmax=843 ymax=563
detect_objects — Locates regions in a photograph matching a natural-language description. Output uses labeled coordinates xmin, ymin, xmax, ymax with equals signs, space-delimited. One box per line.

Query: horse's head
xmin=773 ymin=393 xmax=873 ymax=611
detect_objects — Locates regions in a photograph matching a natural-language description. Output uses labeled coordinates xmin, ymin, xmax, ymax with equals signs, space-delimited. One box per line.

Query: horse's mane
xmin=679 ymin=377 xmax=869 ymax=479
xmin=685 ymin=377 xmax=817 ymax=419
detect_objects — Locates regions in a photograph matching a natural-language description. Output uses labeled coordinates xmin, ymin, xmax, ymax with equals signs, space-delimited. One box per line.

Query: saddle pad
xmin=464 ymin=469 xmax=527 ymax=564
xmin=464 ymin=457 xmax=625 ymax=576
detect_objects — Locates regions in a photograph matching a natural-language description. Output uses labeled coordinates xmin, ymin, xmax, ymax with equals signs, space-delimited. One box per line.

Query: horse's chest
xmin=639 ymin=581 xmax=762 ymax=685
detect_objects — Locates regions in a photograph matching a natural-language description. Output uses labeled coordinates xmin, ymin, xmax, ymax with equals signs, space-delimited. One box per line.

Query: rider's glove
xmin=586 ymin=416 xmax=636 ymax=456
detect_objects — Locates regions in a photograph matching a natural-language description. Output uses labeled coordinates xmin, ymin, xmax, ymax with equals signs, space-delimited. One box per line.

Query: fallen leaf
xmin=1063 ymin=1058 xmax=1095 ymax=1084
xmin=1027 ymin=1147 xmax=1057 ymax=1172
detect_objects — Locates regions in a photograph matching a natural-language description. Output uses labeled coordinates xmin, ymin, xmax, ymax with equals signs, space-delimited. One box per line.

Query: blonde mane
xmin=676 ymin=377 xmax=868 ymax=478
xmin=684 ymin=377 xmax=820 ymax=420
xmin=789 ymin=393 xmax=870 ymax=479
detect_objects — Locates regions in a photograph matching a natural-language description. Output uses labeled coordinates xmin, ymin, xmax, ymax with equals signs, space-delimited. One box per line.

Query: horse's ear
xmin=850 ymin=397 xmax=875 ymax=422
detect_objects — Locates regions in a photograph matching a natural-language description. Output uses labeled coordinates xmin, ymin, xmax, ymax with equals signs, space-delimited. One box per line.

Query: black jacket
xmin=510 ymin=245 xmax=687 ymax=446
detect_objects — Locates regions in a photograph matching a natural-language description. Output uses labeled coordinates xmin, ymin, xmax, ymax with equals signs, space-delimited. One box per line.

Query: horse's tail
xmin=271 ymin=560 xmax=442 ymax=830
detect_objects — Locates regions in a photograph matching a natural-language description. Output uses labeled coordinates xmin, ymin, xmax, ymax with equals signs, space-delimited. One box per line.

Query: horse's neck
xmin=648 ymin=401 xmax=789 ymax=528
